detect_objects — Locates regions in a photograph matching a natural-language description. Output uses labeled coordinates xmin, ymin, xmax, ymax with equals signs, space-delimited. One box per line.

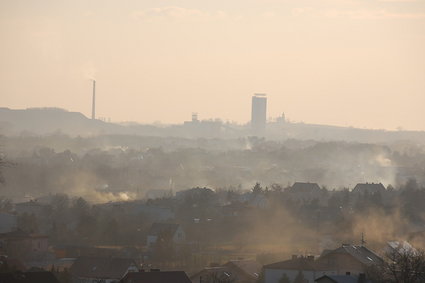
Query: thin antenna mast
xmin=361 ymin=232 xmax=366 ymax=246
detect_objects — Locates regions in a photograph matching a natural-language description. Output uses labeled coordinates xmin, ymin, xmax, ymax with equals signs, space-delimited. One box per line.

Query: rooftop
xmin=69 ymin=257 xmax=137 ymax=279
xmin=120 ymin=271 xmax=191 ymax=283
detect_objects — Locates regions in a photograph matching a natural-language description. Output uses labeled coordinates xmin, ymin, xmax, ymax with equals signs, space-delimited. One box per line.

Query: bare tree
xmin=367 ymin=249 xmax=425 ymax=283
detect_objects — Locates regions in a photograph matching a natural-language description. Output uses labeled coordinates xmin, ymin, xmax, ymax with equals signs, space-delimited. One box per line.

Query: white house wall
xmin=264 ymin=269 xmax=335 ymax=283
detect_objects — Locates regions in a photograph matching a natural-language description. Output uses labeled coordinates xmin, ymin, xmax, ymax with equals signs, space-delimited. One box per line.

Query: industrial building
xmin=251 ymin=93 xmax=267 ymax=136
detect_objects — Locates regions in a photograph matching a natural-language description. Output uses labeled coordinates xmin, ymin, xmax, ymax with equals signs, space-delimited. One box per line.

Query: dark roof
xmin=0 ymin=229 xmax=48 ymax=240
xmin=0 ymin=271 xmax=59 ymax=283
xmin=289 ymin=182 xmax=321 ymax=193
xmin=264 ymin=257 xmax=326 ymax=271
xmin=0 ymin=229 xmax=29 ymax=239
xmin=352 ymin=183 xmax=385 ymax=194
xmin=189 ymin=267 xmax=226 ymax=281
xmin=319 ymin=245 xmax=384 ymax=266
xmin=148 ymin=223 xmax=180 ymax=236
xmin=69 ymin=257 xmax=137 ymax=279
xmin=315 ymin=275 xmax=361 ymax=283
xmin=120 ymin=271 xmax=191 ymax=283
xmin=223 ymin=260 xmax=262 ymax=278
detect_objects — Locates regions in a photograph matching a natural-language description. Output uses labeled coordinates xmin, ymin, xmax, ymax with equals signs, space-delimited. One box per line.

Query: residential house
xmin=97 ymin=201 xmax=174 ymax=222
xmin=264 ymin=245 xmax=383 ymax=283
xmin=191 ymin=259 xmax=262 ymax=283
xmin=0 ymin=255 xmax=26 ymax=271
xmin=0 ymin=213 xmax=17 ymax=233
xmin=286 ymin=182 xmax=323 ymax=202
xmin=386 ymin=240 xmax=416 ymax=255
xmin=352 ymin=183 xmax=386 ymax=195
xmin=315 ymin=274 xmax=369 ymax=283
xmin=264 ymin=255 xmax=330 ymax=283
xmin=69 ymin=257 xmax=138 ymax=283
xmin=120 ymin=270 xmax=191 ymax=283
xmin=0 ymin=271 xmax=60 ymax=283
xmin=146 ymin=223 xmax=185 ymax=247
xmin=220 ymin=202 xmax=254 ymax=218
xmin=316 ymin=244 xmax=384 ymax=276
xmin=0 ymin=229 xmax=49 ymax=260
xmin=14 ymin=200 xmax=47 ymax=217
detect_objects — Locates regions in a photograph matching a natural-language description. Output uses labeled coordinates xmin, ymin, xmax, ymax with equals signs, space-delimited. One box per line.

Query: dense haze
xmin=2 ymin=134 xmax=425 ymax=201
xmin=1 ymin=0 xmax=425 ymax=129
xmin=2 ymin=1 xmax=425 ymax=282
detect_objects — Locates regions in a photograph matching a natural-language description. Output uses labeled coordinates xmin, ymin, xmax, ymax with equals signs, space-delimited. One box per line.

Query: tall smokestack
xmin=91 ymin=80 xmax=96 ymax=120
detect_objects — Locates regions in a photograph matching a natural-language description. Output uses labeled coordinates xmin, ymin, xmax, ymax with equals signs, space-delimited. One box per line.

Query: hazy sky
xmin=1 ymin=0 xmax=424 ymax=130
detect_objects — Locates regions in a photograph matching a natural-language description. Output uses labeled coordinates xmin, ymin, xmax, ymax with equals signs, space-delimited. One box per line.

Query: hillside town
xmin=1 ymin=180 xmax=425 ymax=282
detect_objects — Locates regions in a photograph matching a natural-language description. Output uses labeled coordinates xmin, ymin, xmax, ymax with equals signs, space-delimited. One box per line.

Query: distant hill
xmin=0 ymin=107 xmax=124 ymax=136
xmin=1 ymin=107 xmax=425 ymax=143
xmin=276 ymin=122 xmax=425 ymax=144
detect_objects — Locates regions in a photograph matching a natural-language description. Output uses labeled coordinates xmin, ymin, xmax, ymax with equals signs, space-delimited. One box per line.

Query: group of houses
xmin=0 ymin=219 xmax=410 ymax=283
xmin=188 ymin=243 xmax=384 ymax=283
xmin=0 ymin=182 xmax=404 ymax=283
xmin=262 ymin=244 xmax=383 ymax=283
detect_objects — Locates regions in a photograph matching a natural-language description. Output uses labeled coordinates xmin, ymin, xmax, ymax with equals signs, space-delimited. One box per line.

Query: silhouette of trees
xmin=252 ymin=183 xmax=264 ymax=195
xmin=368 ymin=249 xmax=425 ymax=283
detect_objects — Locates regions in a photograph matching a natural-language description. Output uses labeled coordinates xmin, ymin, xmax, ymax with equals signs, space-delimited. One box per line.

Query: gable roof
xmin=289 ymin=182 xmax=321 ymax=193
xmin=352 ymin=183 xmax=385 ymax=194
xmin=189 ymin=267 xmax=227 ymax=281
xmin=69 ymin=257 xmax=137 ymax=279
xmin=148 ymin=223 xmax=180 ymax=236
xmin=0 ymin=229 xmax=48 ymax=240
xmin=0 ymin=229 xmax=29 ymax=239
xmin=319 ymin=245 xmax=383 ymax=266
xmin=387 ymin=241 xmax=417 ymax=255
xmin=0 ymin=271 xmax=59 ymax=283
xmin=223 ymin=260 xmax=262 ymax=278
xmin=315 ymin=275 xmax=361 ymax=283
xmin=264 ymin=256 xmax=326 ymax=271
xmin=120 ymin=271 xmax=191 ymax=283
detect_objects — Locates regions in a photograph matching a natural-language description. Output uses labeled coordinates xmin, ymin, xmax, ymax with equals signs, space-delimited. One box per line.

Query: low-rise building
xmin=191 ymin=259 xmax=262 ymax=283
xmin=69 ymin=257 xmax=138 ymax=283
xmin=120 ymin=270 xmax=191 ymax=283
xmin=264 ymin=255 xmax=330 ymax=283
xmin=352 ymin=183 xmax=386 ymax=194
xmin=0 ymin=229 xmax=49 ymax=260
xmin=0 ymin=213 xmax=17 ymax=233
xmin=146 ymin=223 xmax=185 ymax=247
xmin=264 ymin=245 xmax=383 ymax=283
xmin=316 ymin=244 xmax=384 ymax=276
xmin=286 ymin=182 xmax=323 ymax=202
xmin=315 ymin=274 xmax=369 ymax=283
xmin=0 ymin=271 xmax=60 ymax=283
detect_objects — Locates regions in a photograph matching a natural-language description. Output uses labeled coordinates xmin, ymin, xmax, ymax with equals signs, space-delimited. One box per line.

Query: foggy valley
xmin=2 ymin=112 xmax=425 ymax=282
xmin=2 ymin=0 xmax=425 ymax=282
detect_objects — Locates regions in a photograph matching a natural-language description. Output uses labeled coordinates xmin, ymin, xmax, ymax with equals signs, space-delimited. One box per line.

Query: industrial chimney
xmin=91 ymin=80 xmax=96 ymax=120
